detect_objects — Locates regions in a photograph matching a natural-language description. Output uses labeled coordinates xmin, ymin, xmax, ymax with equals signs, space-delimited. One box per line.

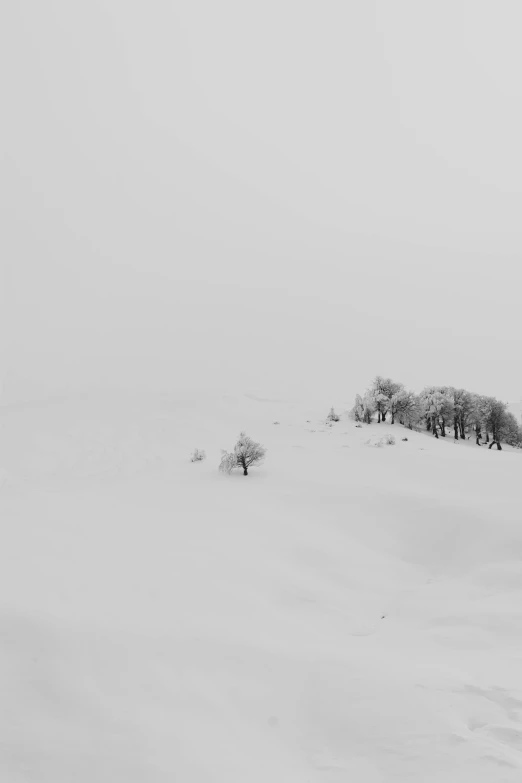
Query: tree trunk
xmin=485 ymin=430 xmax=489 ymax=444
xmin=459 ymin=417 xmax=465 ymax=439
xmin=391 ymin=412 xmax=395 ymax=424
xmin=378 ymin=410 xmax=381 ymax=423
xmin=453 ymin=417 xmax=459 ymax=440
xmin=243 ymin=467 xmax=248 ymax=475
xmin=440 ymin=418 xmax=446 ymax=436
xmin=382 ymin=412 xmax=386 ymax=423
xmin=489 ymin=440 xmax=502 ymax=451
xmin=427 ymin=418 xmax=431 ymax=432
xmin=432 ymin=415 xmax=438 ymax=438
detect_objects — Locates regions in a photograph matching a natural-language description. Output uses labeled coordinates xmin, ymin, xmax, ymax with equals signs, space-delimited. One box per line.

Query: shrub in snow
xmin=190 ymin=448 xmax=206 ymax=462
xmin=365 ymin=435 xmax=383 ymax=448
xmin=219 ymin=432 xmax=266 ymax=476
xmin=366 ymin=433 xmax=396 ymax=447
xmin=327 ymin=407 xmax=340 ymax=422
xmin=402 ymin=437 xmax=408 ymax=442
xmin=273 ymin=421 xmax=280 ymax=425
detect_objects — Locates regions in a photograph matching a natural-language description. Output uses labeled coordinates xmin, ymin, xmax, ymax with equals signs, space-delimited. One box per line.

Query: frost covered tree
xmin=503 ymin=412 xmax=522 ymax=447
xmin=419 ymin=387 xmax=452 ymax=438
xmin=219 ymin=432 xmax=266 ymax=476
xmin=449 ymin=388 xmax=477 ymax=440
xmin=483 ymin=398 xmax=510 ymax=450
xmin=446 ymin=387 xmax=463 ymax=440
xmin=219 ymin=451 xmax=237 ymax=474
xmin=350 ymin=392 xmax=375 ymax=424
xmin=469 ymin=395 xmax=487 ymax=445
xmin=355 ymin=376 xmax=520 ymax=447
xmin=370 ymin=376 xmax=402 ymax=423
xmin=351 ymin=394 xmax=364 ymax=422
xmin=419 ymin=387 xmax=437 ymax=436
xmin=327 ymin=407 xmax=340 ymax=422
xmin=391 ymin=389 xmax=421 ymax=429
xmin=389 ymin=386 xmax=419 ymax=425
xmin=476 ymin=395 xmax=495 ymax=444
xmin=388 ymin=385 xmax=404 ymax=424
xmin=435 ymin=387 xmax=455 ymax=437
xmin=361 ymin=392 xmax=375 ymax=423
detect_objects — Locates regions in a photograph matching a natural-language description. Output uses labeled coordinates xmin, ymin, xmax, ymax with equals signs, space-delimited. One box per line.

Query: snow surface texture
xmin=1 ymin=392 xmax=522 ymax=782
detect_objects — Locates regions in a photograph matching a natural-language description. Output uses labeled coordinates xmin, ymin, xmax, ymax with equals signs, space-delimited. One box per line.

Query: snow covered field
xmin=1 ymin=391 xmax=521 ymax=781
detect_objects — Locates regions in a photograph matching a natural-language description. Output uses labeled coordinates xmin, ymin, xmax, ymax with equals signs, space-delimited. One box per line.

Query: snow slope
xmin=1 ymin=392 xmax=521 ymax=781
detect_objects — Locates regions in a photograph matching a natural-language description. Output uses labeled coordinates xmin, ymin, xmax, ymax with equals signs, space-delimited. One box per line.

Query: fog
xmin=2 ymin=1 xmax=521 ymax=404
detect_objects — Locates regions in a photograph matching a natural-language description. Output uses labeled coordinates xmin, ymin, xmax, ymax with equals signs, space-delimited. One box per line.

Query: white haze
xmin=2 ymin=0 xmax=522 ymax=403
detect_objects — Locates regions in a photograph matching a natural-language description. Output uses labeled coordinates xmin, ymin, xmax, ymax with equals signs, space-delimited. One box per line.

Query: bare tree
xmin=219 ymin=432 xmax=266 ymax=476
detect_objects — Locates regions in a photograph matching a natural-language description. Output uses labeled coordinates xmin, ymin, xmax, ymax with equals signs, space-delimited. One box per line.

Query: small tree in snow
xmin=327 ymin=407 xmax=340 ymax=422
xmin=219 ymin=450 xmax=237 ymax=474
xmin=361 ymin=392 xmax=375 ymax=423
xmin=190 ymin=448 xmax=206 ymax=462
xmin=351 ymin=394 xmax=364 ymax=422
xmin=219 ymin=432 xmax=266 ymax=476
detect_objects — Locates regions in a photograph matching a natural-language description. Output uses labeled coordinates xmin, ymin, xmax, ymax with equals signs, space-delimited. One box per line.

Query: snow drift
xmin=1 ymin=391 xmax=521 ymax=781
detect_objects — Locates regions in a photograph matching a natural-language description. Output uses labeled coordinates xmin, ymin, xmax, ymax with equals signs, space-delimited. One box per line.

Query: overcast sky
xmin=2 ymin=1 xmax=521 ymax=404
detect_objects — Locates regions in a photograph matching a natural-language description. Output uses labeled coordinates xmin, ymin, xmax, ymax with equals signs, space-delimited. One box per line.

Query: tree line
xmin=350 ymin=377 xmax=522 ymax=450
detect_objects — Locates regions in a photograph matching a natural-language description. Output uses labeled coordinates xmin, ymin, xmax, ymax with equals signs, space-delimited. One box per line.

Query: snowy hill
xmin=1 ymin=392 xmax=521 ymax=782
